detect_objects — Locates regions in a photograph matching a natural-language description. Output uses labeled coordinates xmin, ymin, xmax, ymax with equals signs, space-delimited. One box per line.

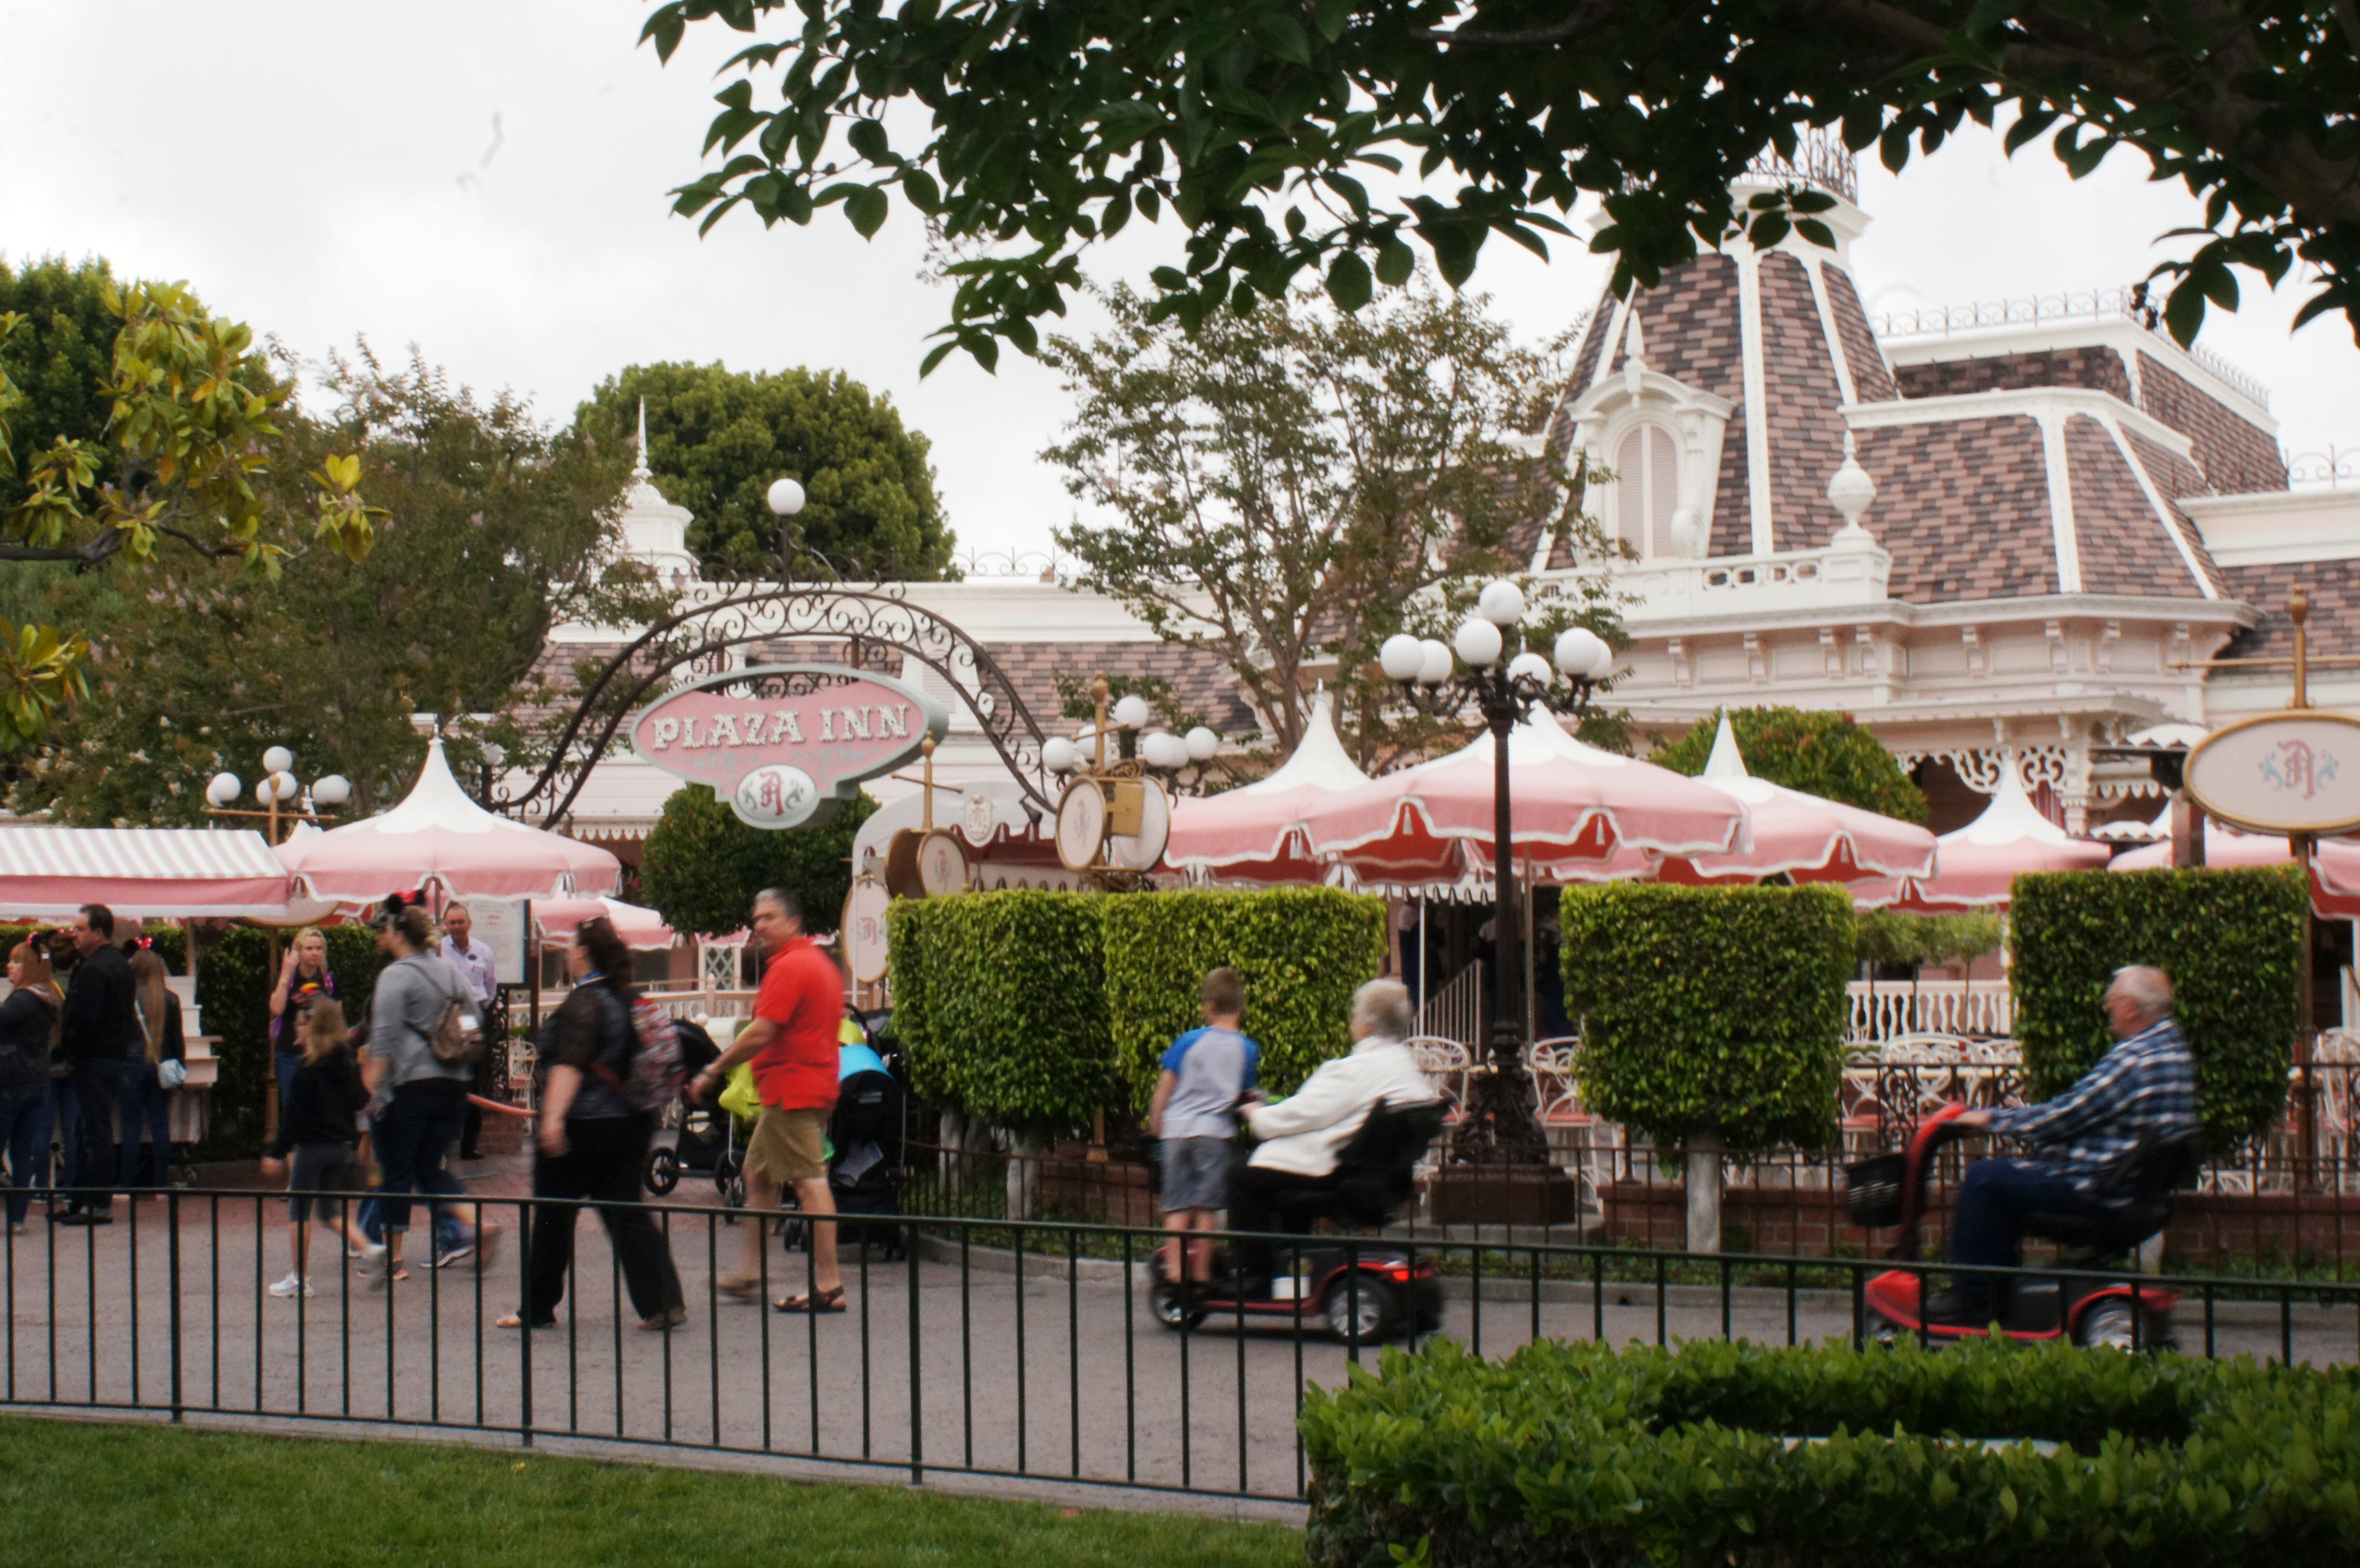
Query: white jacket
xmin=1243 ymin=1034 xmax=1440 ymax=1177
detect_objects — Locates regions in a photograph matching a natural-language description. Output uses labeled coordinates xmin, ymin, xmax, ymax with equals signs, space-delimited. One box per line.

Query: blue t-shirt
xmin=1159 ymin=1026 xmax=1261 ymax=1141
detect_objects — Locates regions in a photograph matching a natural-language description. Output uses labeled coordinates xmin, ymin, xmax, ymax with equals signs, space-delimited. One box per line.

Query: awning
xmin=0 ymin=825 xmax=301 ymax=919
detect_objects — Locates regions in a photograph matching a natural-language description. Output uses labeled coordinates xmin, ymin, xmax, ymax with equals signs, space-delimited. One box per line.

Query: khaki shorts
xmin=746 ymin=1107 xmax=829 ymax=1185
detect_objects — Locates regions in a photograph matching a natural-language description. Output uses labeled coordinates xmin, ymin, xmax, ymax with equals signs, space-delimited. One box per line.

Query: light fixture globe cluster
xmin=1040 ymin=703 xmax=1223 ymax=776
xmin=1377 ymin=581 xmax=1617 ymax=690
xmin=206 ymin=749 xmax=351 ymax=811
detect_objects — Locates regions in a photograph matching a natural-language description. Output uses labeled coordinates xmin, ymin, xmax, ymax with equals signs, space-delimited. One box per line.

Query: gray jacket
xmin=367 ymin=952 xmax=477 ymax=1091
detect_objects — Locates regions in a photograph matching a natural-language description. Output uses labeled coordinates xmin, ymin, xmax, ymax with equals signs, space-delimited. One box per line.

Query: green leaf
xmin=1326 ymin=249 xmax=1373 ymax=310
xmin=1374 ymin=238 xmax=1415 ymax=286
xmin=846 ymin=184 xmax=890 ymax=237
xmin=1314 ymin=0 xmax=1352 ymax=42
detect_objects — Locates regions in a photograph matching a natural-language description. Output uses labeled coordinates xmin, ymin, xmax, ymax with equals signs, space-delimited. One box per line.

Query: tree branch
xmin=0 ymin=530 xmax=126 ymax=567
xmin=1416 ymin=0 xmax=1622 ymax=49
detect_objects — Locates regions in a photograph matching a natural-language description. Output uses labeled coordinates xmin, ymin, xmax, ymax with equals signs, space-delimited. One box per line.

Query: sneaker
xmin=267 ymin=1273 xmax=315 ymax=1300
xmin=430 ymin=1241 xmax=475 ymax=1270
xmin=356 ymin=1244 xmax=390 ymax=1290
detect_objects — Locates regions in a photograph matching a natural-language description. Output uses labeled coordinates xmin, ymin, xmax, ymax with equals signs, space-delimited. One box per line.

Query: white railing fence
xmin=1846 ymin=980 xmax=2013 ymax=1042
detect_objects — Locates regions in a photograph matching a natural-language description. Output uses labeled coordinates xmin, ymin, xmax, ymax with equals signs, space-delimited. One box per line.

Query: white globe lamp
xmin=261 ymin=745 xmax=295 ymax=775
xmin=1506 ymin=651 xmax=1553 ymax=687
xmin=1142 ymin=731 xmax=1188 ymax=769
xmin=1476 ymin=580 xmax=1526 ymax=626
xmin=312 ymin=774 xmax=352 ymax=808
xmin=1554 ymin=627 xmax=1608 ymax=680
xmin=1112 ymin=693 xmax=1151 ymax=731
xmin=1378 ymin=634 xmax=1423 ymax=682
xmin=206 ymin=773 xmax=241 ymax=808
xmin=1184 ymin=726 xmax=1219 ymax=761
xmin=1416 ymin=639 xmax=1454 ymax=685
xmin=766 ymin=477 xmax=807 ymax=516
xmin=1042 ymin=737 xmax=1078 ymax=773
xmin=1453 ymin=617 xmax=1504 ymax=668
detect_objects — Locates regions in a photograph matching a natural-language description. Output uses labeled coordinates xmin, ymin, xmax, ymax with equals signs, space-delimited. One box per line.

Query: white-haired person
xmin=1930 ymin=964 xmax=2199 ymax=1322
xmin=1225 ymin=977 xmax=1439 ymax=1295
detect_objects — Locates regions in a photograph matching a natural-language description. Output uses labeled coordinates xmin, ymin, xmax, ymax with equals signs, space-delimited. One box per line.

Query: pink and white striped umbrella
xmin=2316 ymin=839 xmax=2360 ymax=918
xmin=1648 ymin=716 xmax=1938 ymax=888
xmin=535 ymin=896 xmax=676 ymax=951
xmin=1164 ymin=693 xmax=1370 ymax=884
xmin=2107 ymin=820 xmax=2299 ymax=872
xmin=1293 ymin=709 xmax=1749 ymax=885
xmin=1855 ymin=760 xmax=2109 ymax=912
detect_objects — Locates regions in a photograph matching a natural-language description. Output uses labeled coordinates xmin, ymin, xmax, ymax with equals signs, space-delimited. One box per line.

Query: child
xmin=1147 ymin=968 xmax=1259 ymax=1291
xmin=259 ymin=1001 xmax=381 ymax=1298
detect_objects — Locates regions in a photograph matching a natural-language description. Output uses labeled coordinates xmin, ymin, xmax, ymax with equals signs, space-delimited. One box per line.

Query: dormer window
xmin=1613 ymin=421 xmax=1681 ymax=560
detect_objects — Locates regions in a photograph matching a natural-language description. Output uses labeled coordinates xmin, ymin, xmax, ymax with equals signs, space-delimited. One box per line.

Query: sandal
xmin=638 ymin=1305 xmax=689 ymax=1332
xmin=773 ymin=1286 xmax=847 ymax=1314
xmin=494 ymin=1313 xmax=555 ymax=1331
xmin=714 ymin=1277 xmax=761 ymax=1302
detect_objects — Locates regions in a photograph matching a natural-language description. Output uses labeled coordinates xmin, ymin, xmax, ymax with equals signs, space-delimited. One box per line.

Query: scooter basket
xmin=1844 ymin=1153 xmax=1906 ymax=1228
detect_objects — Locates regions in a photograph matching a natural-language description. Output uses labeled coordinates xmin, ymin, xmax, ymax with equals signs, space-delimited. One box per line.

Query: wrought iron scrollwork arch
xmin=498 ymin=583 xmax=1057 ymax=829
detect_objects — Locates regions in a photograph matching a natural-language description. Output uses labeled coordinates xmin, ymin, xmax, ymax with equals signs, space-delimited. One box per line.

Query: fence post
xmin=517 ymin=1198 xmax=534 ymax=1448
xmin=167 ymin=1187 xmax=184 ymax=1424
xmin=907 ymin=1232 xmax=923 ymax=1485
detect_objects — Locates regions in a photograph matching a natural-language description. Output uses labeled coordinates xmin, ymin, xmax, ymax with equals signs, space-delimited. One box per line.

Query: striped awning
xmin=0 ymin=825 xmax=299 ymax=919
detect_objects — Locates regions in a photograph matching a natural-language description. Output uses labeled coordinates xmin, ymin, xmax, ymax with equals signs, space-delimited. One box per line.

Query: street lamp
xmin=1377 ymin=584 xmax=1618 ymax=1167
xmin=768 ymin=474 xmax=807 ymax=582
xmin=205 ymin=747 xmax=350 ymax=844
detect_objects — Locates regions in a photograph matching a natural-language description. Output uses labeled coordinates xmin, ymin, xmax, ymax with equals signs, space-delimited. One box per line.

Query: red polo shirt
xmin=750 ymin=935 xmax=844 ymax=1112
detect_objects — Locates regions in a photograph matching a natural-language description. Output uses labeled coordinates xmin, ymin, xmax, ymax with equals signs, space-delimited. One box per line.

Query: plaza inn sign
xmin=631 ymin=664 xmax=948 ymax=829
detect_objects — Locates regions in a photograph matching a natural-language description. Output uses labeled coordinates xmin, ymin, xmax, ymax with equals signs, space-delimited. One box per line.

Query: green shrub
xmin=2012 ymin=866 xmax=2305 ymax=1150
xmin=1650 ymin=705 xmax=1929 ymax=822
xmin=885 ymin=892 xmax=1110 ymax=1131
xmin=1102 ymin=887 xmax=1387 ymax=1111
xmin=1561 ymin=883 xmax=1854 ymax=1152
xmin=1302 ymin=1336 xmax=2360 ymax=1567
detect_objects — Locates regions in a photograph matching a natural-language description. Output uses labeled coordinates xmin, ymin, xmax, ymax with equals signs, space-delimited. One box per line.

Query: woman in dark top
xmin=497 ymin=918 xmax=684 ymax=1332
xmin=123 ymin=946 xmax=185 ymax=1194
xmin=269 ymin=927 xmax=335 ymax=1119
xmin=0 ymin=941 xmax=61 ymax=1232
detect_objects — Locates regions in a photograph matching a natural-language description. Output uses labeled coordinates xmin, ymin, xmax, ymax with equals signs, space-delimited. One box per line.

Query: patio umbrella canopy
xmin=534 ymin=896 xmax=675 ymax=951
xmin=1855 ymin=760 xmax=2110 ymax=913
xmin=1293 ymin=708 xmax=1749 ymax=885
xmin=277 ymin=738 xmax=620 ymax=905
xmin=0 ymin=825 xmax=305 ymax=920
xmin=2107 ymin=820 xmax=2300 ymax=872
xmin=1650 ymin=715 xmax=1939 ymax=887
xmin=1163 ymin=692 xmax=1371 ymax=883
xmin=2312 ymin=839 xmax=2360 ymax=919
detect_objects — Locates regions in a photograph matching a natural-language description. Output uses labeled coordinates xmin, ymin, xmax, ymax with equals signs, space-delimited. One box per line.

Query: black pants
xmin=1227 ymin=1161 xmax=1344 ymax=1288
xmin=519 ymin=1116 xmax=682 ymax=1325
xmin=69 ymin=1057 xmax=144 ymax=1214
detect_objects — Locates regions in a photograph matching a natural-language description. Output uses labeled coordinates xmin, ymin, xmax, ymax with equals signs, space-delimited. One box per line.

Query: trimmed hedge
xmin=0 ymin=923 xmax=185 ymax=973
xmin=2012 ymin=866 xmax=2305 ymax=1150
xmin=1303 ymin=1336 xmax=2360 ymax=1567
xmin=1102 ymin=887 xmax=1387 ymax=1111
xmin=196 ymin=924 xmax=388 ymax=1147
xmin=886 ymin=892 xmax=1111 ymax=1130
xmin=1561 ymin=883 xmax=1854 ymax=1153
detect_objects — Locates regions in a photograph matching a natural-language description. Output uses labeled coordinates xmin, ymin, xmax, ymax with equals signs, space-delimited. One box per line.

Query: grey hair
xmin=1352 ymin=978 xmax=1416 ymax=1041
xmin=2110 ymin=965 xmax=2175 ymax=1022
xmin=753 ymin=886 xmax=804 ymax=924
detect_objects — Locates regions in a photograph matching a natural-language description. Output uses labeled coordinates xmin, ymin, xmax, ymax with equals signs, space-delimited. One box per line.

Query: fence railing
xmin=3 ymin=1187 xmax=2350 ymax=1504
xmin=1845 ymin=980 xmax=2013 ymax=1041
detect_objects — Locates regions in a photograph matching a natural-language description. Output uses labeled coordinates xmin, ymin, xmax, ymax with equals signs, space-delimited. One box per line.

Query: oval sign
xmin=2185 ymin=710 xmax=2360 ymax=836
xmin=632 ymin=663 xmax=948 ymax=831
xmin=842 ymin=877 xmax=890 ymax=985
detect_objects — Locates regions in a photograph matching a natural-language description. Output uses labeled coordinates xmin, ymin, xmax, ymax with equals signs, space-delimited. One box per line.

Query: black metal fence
xmin=4 ymin=1186 xmax=2358 ymax=1502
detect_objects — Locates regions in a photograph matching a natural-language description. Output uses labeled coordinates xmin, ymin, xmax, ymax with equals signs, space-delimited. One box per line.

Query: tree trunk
xmin=1685 ymin=1127 xmax=1724 ymax=1254
xmin=939 ymin=1108 xmax=965 ymax=1190
xmin=1004 ymin=1127 xmax=1042 ymax=1222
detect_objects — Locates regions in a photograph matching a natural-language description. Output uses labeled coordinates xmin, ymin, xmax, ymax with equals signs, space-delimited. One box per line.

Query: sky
xmin=3 ymin=1 xmax=2354 ymax=559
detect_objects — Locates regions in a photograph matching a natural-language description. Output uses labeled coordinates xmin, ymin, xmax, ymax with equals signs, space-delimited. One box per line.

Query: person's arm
xmin=540 ymin=1065 xmax=581 ymax=1157
xmin=693 ymin=1016 xmax=778 ymax=1102
xmin=1244 ymin=1059 xmax=1364 ymax=1141
xmin=269 ymin=948 xmax=299 ymax=1019
xmin=1147 ymin=1069 xmax=1177 ymax=1138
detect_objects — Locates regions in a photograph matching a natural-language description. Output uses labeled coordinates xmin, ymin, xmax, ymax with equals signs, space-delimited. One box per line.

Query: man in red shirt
xmin=693 ymin=887 xmax=847 ymax=1312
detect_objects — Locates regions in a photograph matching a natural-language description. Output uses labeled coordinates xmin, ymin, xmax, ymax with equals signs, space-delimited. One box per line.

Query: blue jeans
xmin=0 ymin=1080 xmax=49 ymax=1226
xmin=375 ymin=1088 xmax=468 ymax=1235
xmin=1947 ymin=1156 xmax=2101 ymax=1303
xmin=274 ymin=1053 xmax=301 ymax=1121
xmin=69 ymin=1057 xmax=146 ymax=1211
xmin=356 ymin=1167 xmax=472 ymax=1254
xmin=118 ymin=1061 xmax=173 ymax=1190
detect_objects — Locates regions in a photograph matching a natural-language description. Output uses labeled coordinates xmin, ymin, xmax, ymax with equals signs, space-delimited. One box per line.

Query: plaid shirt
xmin=1989 ymin=1017 xmax=2199 ymax=1192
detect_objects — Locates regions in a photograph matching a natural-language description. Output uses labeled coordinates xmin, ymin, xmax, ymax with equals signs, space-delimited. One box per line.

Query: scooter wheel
xmin=1149 ymin=1279 xmax=1205 ymax=1332
xmin=642 ymin=1146 xmax=680 ymax=1197
xmin=1862 ymin=1311 xmax=1904 ymax=1348
xmin=2074 ymin=1299 xmax=2174 ymax=1352
xmin=1322 ymin=1273 xmax=1398 ymax=1344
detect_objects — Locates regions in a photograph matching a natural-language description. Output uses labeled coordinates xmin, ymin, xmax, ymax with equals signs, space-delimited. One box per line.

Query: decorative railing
xmin=1417 ymin=961 xmax=1486 ymax=1046
xmin=2283 ymin=445 xmax=2358 ymax=490
xmin=950 ymin=547 xmax=1069 ymax=580
xmin=1605 ymin=539 xmax=1890 ymax=618
xmin=1743 ymin=130 xmax=1858 ymax=203
xmin=1846 ymin=980 xmax=2014 ymax=1042
xmin=1871 ymin=285 xmax=2272 ymax=411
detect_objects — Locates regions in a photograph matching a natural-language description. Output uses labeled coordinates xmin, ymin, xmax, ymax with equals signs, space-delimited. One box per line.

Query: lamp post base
xmin=1431 ymin=1025 xmax=1584 ymax=1226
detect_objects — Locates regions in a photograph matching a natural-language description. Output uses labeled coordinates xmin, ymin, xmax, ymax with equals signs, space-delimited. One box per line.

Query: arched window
xmin=1613 ymin=423 xmax=1681 ymax=559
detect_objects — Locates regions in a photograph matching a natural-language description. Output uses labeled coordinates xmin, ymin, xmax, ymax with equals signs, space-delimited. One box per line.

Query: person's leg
xmin=1187 ymin=1209 xmax=1221 ymax=1284
xmin=375 ymin=1096 xmax=429 ymax=1263
xmin=792 ymin=1175 xmax=841 ymax=1296
xmin=1945 ymin=1157 xmax=2092 ymax=1308
xmin=736 ymin=1166 xmax=780 ymax=1291
xmin=1160 ymin=1208 xmax=1192 ymax=1283
xmin=413 ymin=1095 xmax=469 ymax=1264
xmin=516 ymin=1135 xmax=586 ymax=1326
xmin=583 ymin=1119 xmax=682 ymax=1321
xmin=144 ymin=1068 xmax=174 ymax=1190
xmin=48 ymin=1079 xmax=76 ymax=1211
xmin=273 ymin=1053 xmax=299 ymax=1135
xmin=68 ymin=1062 xmax=123 ymax=1216
xmin=0 ymin=1084 xmax=37 ymax=1227
xmin=1225 ymin=1161 xmax=1286 ymax=1291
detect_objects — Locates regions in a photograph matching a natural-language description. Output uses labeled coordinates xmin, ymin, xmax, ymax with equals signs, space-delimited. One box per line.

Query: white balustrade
xmin=1846 ymin=980 xmax=2013 ymax=1042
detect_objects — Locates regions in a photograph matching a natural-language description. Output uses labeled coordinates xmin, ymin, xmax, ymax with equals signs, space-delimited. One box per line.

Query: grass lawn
xmin=0 ymin=1417 xmax=1303 ymax=1567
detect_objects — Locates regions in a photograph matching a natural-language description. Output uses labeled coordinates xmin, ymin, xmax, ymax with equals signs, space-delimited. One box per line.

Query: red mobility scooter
xmin=1845 ymin=1102 xmax=2201 ymax=1349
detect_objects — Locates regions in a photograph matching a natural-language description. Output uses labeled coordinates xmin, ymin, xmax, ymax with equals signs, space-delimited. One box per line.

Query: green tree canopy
xmin=578 ymin=361 xmax=952 ymax=582
xmin=13 ymin=346 xmax=665 ymax=824
xmin=1045 ymin=280 xmax=1618 ymax=764
xmin=0 ymin=256 xmax=121 ymax=509
xmin=1652 ymin=706 xmax=1928 ymax=823
xmin=647 ymin=0 xmax=2360 ymax=368
xmin=639 ymin=782 xmax=875 ymax=938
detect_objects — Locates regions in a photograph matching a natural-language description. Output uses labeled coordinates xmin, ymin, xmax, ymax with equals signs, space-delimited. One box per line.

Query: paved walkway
xmin=8 ymin=1167 xmax=2354 ymax=1505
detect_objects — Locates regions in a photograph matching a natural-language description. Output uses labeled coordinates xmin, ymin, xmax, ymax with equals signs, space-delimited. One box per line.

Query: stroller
xmin=641 ymin=1019 xmax=749 ymax=1208
xmin=781 ymin=1023 xmax=910 ymax=1261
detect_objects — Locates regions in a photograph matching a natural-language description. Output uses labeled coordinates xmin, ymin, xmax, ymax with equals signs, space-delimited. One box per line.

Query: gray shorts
xmin=1160 ymin=1136 xmax=1231 ymax=1213
xmin=287 ymin=1142 xmax=353 ymax=1224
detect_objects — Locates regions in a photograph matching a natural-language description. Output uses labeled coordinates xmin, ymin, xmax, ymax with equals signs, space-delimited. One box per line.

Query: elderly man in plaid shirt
xmin=1927 ymin=965 xmax=2199 ymax=1322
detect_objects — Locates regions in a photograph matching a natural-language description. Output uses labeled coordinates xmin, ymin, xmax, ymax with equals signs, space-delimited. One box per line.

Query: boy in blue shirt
xmin=1148 ymin=968 xmax=1259 ymax=1292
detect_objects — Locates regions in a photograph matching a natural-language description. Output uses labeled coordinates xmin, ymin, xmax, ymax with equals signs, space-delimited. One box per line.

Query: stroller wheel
xmin=643 ymin=1146 xmax=680 ymax=1197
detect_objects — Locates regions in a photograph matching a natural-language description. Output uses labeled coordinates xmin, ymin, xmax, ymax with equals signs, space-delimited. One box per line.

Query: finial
xmin=632 ymin=398 xmax=651 ymax=482
xmin=1621 ymin=311 xmax=1648 ymax=400
xmin=1826 ymin=428 xmax=1877 ymax=544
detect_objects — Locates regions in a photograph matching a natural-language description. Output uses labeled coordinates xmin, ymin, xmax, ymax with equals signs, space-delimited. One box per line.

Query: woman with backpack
xmin=496 ymin=917 xmax=685 ymax=1333
xmin=362 ymin=897 xmax=480 ymax=1286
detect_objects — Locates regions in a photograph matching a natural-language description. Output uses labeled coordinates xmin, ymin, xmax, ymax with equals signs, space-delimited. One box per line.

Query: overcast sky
xmin=4 ymin=1 xmax=2353 ymax=558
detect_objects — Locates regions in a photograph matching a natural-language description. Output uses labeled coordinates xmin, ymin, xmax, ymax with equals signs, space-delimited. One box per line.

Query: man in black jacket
xmin=58 ymin=904 xmax=144 ymax=1224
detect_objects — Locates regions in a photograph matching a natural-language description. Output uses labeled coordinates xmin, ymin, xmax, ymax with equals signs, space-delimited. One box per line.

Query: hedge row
xmin=1560 ymin=883 xmax=1855 ymax=1154
xmin=0 ymin=923 xmax=186 ymax=974
xmin=1303 ymin=1336 xmax=2360 ymax=1567
xmin=2012 ymin=865 xmax=2306 ymax=1150
xmin=888 ymin=888 xmax=1388 ymax=1130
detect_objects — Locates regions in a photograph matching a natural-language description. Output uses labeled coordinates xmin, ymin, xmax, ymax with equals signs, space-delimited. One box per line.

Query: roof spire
xmin=632 ymin=397 xmax=652 ymax=482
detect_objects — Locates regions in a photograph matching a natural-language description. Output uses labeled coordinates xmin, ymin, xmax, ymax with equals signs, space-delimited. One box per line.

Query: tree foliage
xmin=1653 ymin=706 xmax=1929 ymax=823
xmin=578 ymin=360 xmax=952 ymax=582
xmin=639 ymin=781 xmax=875 ymax=938
xmin=0 ymin=271 xmax=374 ymax=741
xmin=0 ymin=256 xmax=122 ymax=509
xmin=647 ymin=0 xmax=2360 ymax=368
xmin=11 ymin=346 xmax=663 ymax=824
xmin=1045 ymin=281 xmax=1619 ymax=762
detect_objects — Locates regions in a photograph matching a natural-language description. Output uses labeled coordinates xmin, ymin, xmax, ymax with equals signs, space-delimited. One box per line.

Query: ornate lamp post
xmin=204 ymin=746 xmax=351 ymax=845
xmin=1377 ymin=582 xmax=1615 ymax=1188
